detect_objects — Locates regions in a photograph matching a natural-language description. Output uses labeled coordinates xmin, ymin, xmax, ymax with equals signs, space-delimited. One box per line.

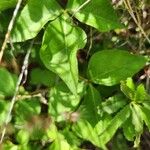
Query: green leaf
xmin=40 ymin=14 xmax=87 ymax=94
xmin=50 ymin=139 xmax=72 ymax=150
xmin=73 ymin=105 xmax=130 ymax=148
xmin=130 ymin=103 xmax=143 ymax=133
xmin=134 ymin=84 xmax=150 ymax=102
xmin=72 ymin=120 xmax=106 ymax=149
xmin=80 ymin=84 xmax=101 ymax=126
xmin=125 ymin=78 xmax=135 ymax=91
xmin=120 ymin=80 xmax=135 ymax=100
xmin=49 ymin=132 xmax=74 ymax=150
xmin=61 ymin=128 xmax=81 ymax=148
xmin=0 ymin=68 xmax=16 ymax=96
xmin=30 ymin=68 xmax=56 ymax=87
xmin=11 ymin=0 xmax=61 ymax=42
xmin=88 ymin=50 xmax=146 ymax=86
xmin=98 ymin=104 xmax=130 ymax=145
xmin=0 ymin=0 xmax=17 ymax=11
xmin=123 ymin=116 xmax=136 ymax=141
xmin=3 ymin=141 xmax=18 ymax=150
xmin=140 ymin=106 xmax=150 ymax=131
xmin=16 ymin=130 xmax=30 ymax=144
xmin=0 ymin=100 xmax=10 ymax=125
xmin=14 ymin=98 xmax=41 ymax=125
xmin=134 ymin=134 xmax=141 ymax=148
xmin=48 ymin=82 xmax=86 ymax=122
xmin=18 ymin=145 xmax=30 ymax=150
xmin=112 ymin=133 xmax=128 ymax=150
xmin=67 ymin=0 xmax=123 ymax=32
xmin=101 ymin=94 xmax=127 ymax=114
xmin=94 ymin=114 xmax=112 ymax=135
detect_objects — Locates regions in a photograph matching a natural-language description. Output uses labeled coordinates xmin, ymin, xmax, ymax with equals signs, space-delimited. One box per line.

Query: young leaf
xmin=134 ymin=84 xmax=150 ymax=102
xmin=123 ymin=116 xmax=136 ymax=141
xmin=126 ymin=78 xmax=135 ymax=91
xmin=67 ymin=0 xmax=123 ymax=32
xmin=79 ymin=84 xmax=101 ymax=126
xmin=130 ymin=103 xmax=143 ymax=133
xmin=101 ymin=94 xmax=127 ymax=114
xmin=11 ymin=0 xmax=61 ymax=42
xmin=98 ymin=104 xmax=131 ymax=145
xmin=40 ymin=14 xmax=87 ymax=94
xmin=120 ymin=80 xmax=135 ymax=100
xmin=72 ymin=120 xmax=107 ymax=149
xmin=88 ymin=50 xmax=146 ymax=86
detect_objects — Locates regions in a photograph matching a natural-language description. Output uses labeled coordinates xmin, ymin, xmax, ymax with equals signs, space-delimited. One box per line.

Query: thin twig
xmin=123 ymin=0 xmax=150 ymax=92
xmin=86 ymin=27 xmax=93 ymax=59
xmin=16 ymin=93 xmax=48 ymax=105
xmin=0 ymin=40 xmax=34 ymax=144
xmin=123 ymin=0 xmax=150 ymax=44
xmin=71 ymin=0 xmax=91 ymax=18
xmin=0 ymin=0 xmax=23 ymax=62
xmin=146 ymin=66 xmax=150 ymax=93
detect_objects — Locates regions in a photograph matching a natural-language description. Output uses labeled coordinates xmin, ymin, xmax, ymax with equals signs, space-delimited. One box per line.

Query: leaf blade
xmin=88 ymin=50 xmax=146 ymax=86
xmin=40 ymin=14 xmax=87 ymax=94
xmin=11 ymin=0 xmax=61 ymax=42
xmin=67 ymin=0 xmax=123 ymax=32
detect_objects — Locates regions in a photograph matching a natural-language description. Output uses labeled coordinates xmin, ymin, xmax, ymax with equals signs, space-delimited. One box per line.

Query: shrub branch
xmin=0 ymin=0 xmax=23 ymax=62
xmin=0 ymin=40 xmax=34 ymax=143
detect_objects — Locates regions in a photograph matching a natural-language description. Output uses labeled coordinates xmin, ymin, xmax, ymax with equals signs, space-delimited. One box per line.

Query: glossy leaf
xmin=40 ymin=14 xmax=87 ymax=94
xmin=67 ymin=0 xmax=123 ymax=32
xmin=11 ymin=0 xmax=61 ymax=42
xmin=88 ymin=50 xmax=146 ymax=86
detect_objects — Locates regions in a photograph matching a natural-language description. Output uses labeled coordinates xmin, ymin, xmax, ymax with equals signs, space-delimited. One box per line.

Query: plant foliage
xmin=0 ymin=0 xmax=150 ymax=149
